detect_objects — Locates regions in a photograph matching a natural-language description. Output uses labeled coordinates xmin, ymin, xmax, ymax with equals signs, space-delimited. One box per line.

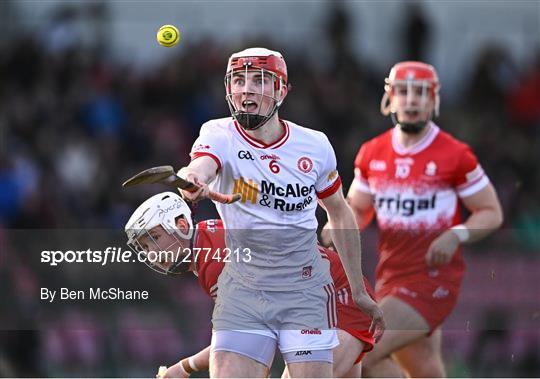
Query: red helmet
xmin=385 ymin=61 xmax=439 ymax=96
xmin=381 ymin=61 xmax=440 ymax=132
xmin=226 ymin=48 xmax=288 ymax=86
xmin=224 ymin=48 xmax=288 ymax=130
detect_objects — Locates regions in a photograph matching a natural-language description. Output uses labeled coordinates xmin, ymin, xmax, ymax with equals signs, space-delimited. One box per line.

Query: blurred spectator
xmin=42 ymin=5 xmax=81 ymax=56
xmin=468 ymin=308 xmax=511 ymax=376
xmin=401 ymin=2 xmax=431 ymax=61
xmin=508 ymin=50 xmax=540 ymax=128
xmin=466 ymin=45 xmax=520 ymax=111
xmin=0 ymin=155 xmax=22 ymax=223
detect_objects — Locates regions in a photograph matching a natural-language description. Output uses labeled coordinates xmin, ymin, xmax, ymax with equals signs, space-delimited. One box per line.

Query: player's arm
xmin=158 ymin=346 xmax=210 ymax=378
xmin=320 ymin=187 xmax=384 ymax=339
xmin=426 ymin=183 xmax=503 ymax=266
xmin=321 ymin=141 xmax=374 ymax=246
xmin=320 ymin=180 xmax=375 ymax=247
xmin=178 ymin=156 xmax=219 ymax=201
xmin=346 ymin=181 xmax=376 ymax=230
xmin=459 ymin=182 xmax=503 ymax=241
xmin=180 ymin=121 xmax=227 ymax=202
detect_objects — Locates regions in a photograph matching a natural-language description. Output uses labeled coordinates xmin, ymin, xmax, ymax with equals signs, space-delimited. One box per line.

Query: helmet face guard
xmin=224 ymin=48 xmax=288 ymax=130
xmin=225 ymin=67 xmax=283 ymax=130
xmin=124 ymin=192 xmax=194 ymax=276
xmin=127 ymin=225 xmax=191 ymax=276
xmin=380 ymin=61 xmax=440 ymax=134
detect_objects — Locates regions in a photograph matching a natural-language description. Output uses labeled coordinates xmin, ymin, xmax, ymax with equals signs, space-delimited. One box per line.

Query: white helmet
xmin=125 ymin=192 xmax=194 ymax=275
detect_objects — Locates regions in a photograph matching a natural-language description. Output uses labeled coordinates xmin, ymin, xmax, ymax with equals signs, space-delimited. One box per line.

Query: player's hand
xmin=425 ymin=230 xmax=460 ymax=267
xmin=177 ymin=167 xmax=210 ymax=203
xmin=319 ymin=222 xmax=334 ymax=248
xmin=353 ymin=292 xmax=385 ymax=342
xmin=156 ymin=362 xmax=189 ymax=378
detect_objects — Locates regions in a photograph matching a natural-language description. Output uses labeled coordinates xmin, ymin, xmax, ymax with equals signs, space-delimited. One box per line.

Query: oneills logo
xmin=192 ymin=144 xmax=211 ymax=151
xmin=233 ymin=177 xmax=259 ymax=204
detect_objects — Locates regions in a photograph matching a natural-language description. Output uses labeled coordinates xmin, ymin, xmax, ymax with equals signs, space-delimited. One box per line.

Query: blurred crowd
xmin=0 ymin=3 xmax=539 ymax=244
xmin=0 ymin=2 xmax=539 ymax=377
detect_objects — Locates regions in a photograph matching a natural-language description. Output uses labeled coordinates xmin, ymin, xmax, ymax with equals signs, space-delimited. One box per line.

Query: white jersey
xmin=190 ymin=117 xmax=341 ymax=290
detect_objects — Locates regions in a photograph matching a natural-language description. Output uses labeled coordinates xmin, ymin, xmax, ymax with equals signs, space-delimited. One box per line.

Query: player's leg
xmin=282 ymin=329 xmax=364 ymax=378
xmin=210 ymin=351 xmax=268 ymax=378
xmin=363 ymin=355 xmax=404 ymax=378
xmin=210 ymin=270 xmax=278 ymax=377
xmin=362 ymin=296 xmax=430 ymax=378
xmin=342 ymin=361 xmax=362 ymax=378
xmin=277 ymin=283 xmax=339 ymax=378
xmin=280 ymin=330 xmax=335 ymax=378
xmin=281 ymin=329 xmax=364 ymax=378
xmin=332 ymin=329 xmax=366 ymax=377
xmin=392 ymin=328 xmax=446 ymax=378
xmin=286 ymin=361 xmax=332 ymax=378
xmin=210 ymin=330 xmax=276 ymax=378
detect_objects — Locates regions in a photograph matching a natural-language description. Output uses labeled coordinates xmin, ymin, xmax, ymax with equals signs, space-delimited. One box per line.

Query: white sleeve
xmin=315 ymin=135 xmax=342 ymax=199
xmin=190 ymin=122 xmax=228 ymax=171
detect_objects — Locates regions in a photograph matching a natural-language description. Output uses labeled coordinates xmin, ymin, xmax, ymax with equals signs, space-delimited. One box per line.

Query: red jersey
xmin=353 ymin=123 xmax=490 ymax=285
xmin=192 ymin=219 xmax=227 ymax=299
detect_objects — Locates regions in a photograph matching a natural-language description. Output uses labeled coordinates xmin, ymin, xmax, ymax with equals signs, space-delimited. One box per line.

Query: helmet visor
xmin=391 ymin=80 xmax=433 ymax=112
xmin=225 ymin=67 xmax=282 ymax=129
xmin=126 ymin=217 xmax=191 ymax=275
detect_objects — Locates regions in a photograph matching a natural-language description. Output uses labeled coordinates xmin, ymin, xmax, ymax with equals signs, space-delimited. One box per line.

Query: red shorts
xmin=337 ymin=302 xmax=375 ymax=364
xmin=376 ymin=271 xmax=463 ymax=332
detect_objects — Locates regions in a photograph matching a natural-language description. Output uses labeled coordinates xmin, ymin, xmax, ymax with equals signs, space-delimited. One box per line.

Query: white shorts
xmin=211 ymin=329 xmax=337 ymax=367
xmin=212 ymin=270 xmax=339 ymax=353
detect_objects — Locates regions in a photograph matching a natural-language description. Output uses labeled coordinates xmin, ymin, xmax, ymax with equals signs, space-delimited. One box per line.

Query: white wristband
xmin=158 ymin=366 xmax=167 ymax=378
xmin=188 ymin=356 xmax=199 ymax=372
xmin=450 ymin=224 xmax=470 ymax=243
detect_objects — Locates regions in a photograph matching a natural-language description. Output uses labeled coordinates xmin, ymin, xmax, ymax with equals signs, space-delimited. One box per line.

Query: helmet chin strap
xmin=167 ymin=259 xmax=191 ymax=275
xmin=234 ymin=112 xmax=270 ymax=131
xmin=232 ymin=101 xmax=281 ymax=131
xmin=391 ymin=112 xmax=429 ymax=135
